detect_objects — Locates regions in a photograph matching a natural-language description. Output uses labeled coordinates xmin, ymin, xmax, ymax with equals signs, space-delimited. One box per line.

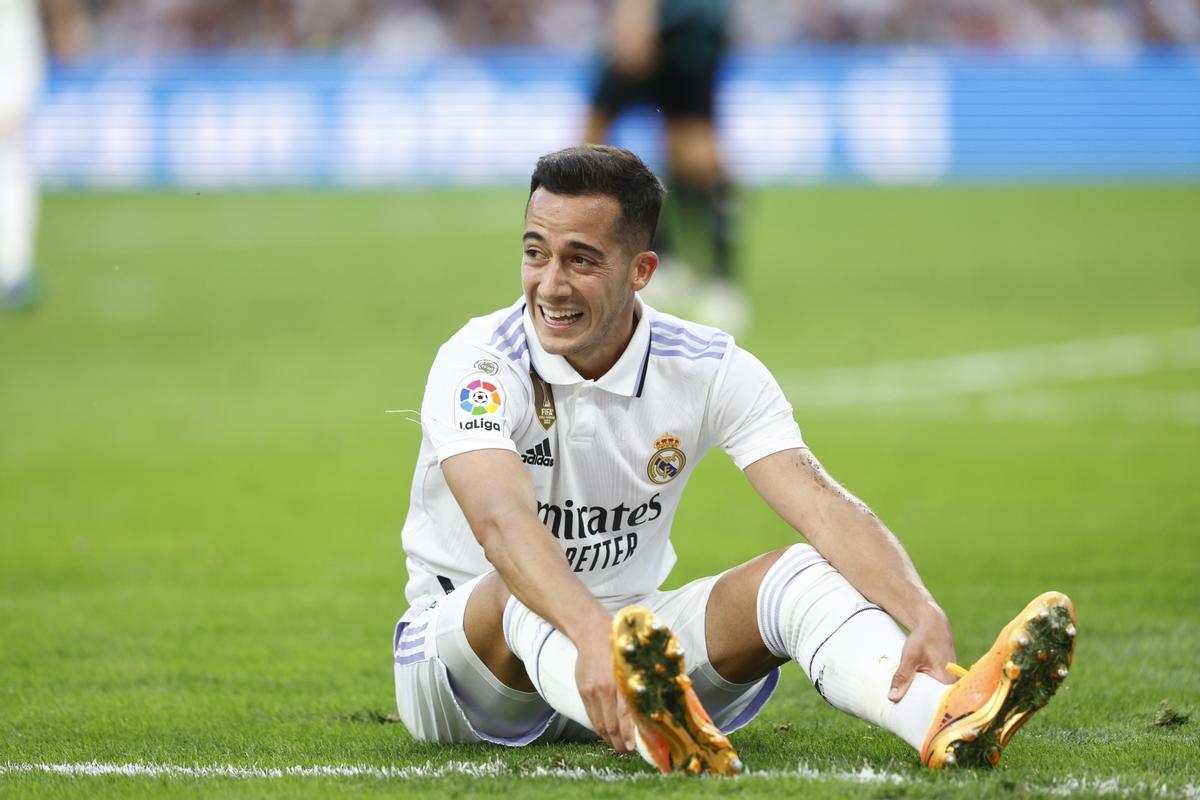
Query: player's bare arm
xmin=744 ymin=447 xmax=958 ymax=697
xmin=441 ymin=447 xmax=636 ymax=753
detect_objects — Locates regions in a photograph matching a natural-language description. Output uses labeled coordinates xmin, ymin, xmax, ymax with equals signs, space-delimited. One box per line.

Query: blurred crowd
xmin=56 ymin=0 xmax=1200 ymax=58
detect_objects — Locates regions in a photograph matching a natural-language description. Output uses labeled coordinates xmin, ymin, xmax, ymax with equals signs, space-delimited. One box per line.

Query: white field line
xmin=781 ymin=328 xmax=1200 ymax=408
xmin=2 ymin=760 xmax=1197 ymax=797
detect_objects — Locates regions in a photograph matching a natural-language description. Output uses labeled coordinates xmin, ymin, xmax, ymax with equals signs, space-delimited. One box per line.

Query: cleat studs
xmin=945 ymin=752 xmax=957 ymax=766
xmin=1057 ymin=667 xmax=1069 ymax=679
xmin=1066 ymin=624 xmax=1077 ymax=637
xmin=731 ymin=757 xmax=744 ymax=774
xmin=1016 ymin=635 xmax=1030 ymax=648
xmin=988 ymin=749 xmax=1002 ymax=766
xmin=651 ymin=620 xmax=664 ymax=631
xmin=624 ymin=643 xmax=636 ymax=653
xmin=1038 ymin=608 xmax=1050 ymax=620
xmin=962 ymin=728 xmax=979 ymax=742
xmin=1005 ymin=661 xmax=1021 ymax=679
xmin=1038 ymin=651 xmax=1049 ymax=661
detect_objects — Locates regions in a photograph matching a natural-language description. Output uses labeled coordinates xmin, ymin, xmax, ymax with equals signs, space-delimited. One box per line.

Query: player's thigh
xmin=704 ymin=549 xmax=792 ymax=683
xmin=591 ymin=63 xmax=652 ymax=118
xmin=643 ymin=568 xmax=782 ymax=732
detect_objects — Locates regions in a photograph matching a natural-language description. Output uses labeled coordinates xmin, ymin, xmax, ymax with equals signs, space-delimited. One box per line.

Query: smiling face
xmin=522 ymin=188 xmax=657 ymax=380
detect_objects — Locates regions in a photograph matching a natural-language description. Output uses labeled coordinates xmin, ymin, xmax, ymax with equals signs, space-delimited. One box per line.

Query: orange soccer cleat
xmin=922 ymin=591 xmax=1078 ymax=769
xmin=611 ymin=606 xmax=744 ymax=776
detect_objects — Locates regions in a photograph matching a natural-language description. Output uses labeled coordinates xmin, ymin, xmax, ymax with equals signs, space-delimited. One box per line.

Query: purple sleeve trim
xmin=649 ymin=321 xmax=716 ymax=347
xmin=650 ymin=333 xmax=725 ymax=355
xmin=490 ymin=307 xmax=525 ymax=346
xmin=650 ymin=346 xmax=726 ymax=361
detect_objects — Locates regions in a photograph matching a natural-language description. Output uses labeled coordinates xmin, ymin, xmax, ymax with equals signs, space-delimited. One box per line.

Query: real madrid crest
xmin=647 ymin=433 xmax=686 ymax=485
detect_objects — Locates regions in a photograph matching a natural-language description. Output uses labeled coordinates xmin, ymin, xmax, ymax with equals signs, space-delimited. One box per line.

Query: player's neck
xmin=566 ymin=306 xmax=638 ymax=381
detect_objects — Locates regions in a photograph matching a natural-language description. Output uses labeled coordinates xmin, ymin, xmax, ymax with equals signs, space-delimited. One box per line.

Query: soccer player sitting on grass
xmin=391 ymin=144 xmax=1076 ymax=774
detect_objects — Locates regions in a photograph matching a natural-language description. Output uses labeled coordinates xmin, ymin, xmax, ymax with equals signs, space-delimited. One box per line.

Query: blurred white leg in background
xmin=0 ymin=0 xmax=44 ymax=303
xmin=0 ymin=128 xmax=38 ymax=295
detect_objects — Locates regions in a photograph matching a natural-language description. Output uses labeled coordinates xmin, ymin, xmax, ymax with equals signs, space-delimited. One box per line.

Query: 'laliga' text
xmin=458 ymin=418 xmax=500 ymax=432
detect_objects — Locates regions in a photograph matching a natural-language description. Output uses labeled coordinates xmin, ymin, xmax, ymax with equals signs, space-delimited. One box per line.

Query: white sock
xmin=0 ymin=131 xmax=38 ymax=290
xmin=757 ymin=544 xmax=949 ymax=751
xmin=502 ymin=597 xmax=593 ymax=732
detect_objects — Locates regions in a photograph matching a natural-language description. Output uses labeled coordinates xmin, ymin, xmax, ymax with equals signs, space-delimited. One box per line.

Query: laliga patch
xmin=647 ymin=434 xmax=686 ymax=485
xmin=455 ymin=375 xmax=505 ymax=433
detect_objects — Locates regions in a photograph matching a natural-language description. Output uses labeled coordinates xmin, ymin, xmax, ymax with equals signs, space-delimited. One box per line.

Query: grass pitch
xmin=1 ymin=185 xmax=1198 ymax=798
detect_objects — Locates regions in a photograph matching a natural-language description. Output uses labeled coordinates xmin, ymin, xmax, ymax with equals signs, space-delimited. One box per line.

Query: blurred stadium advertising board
xmin=31 ymin=50 xmax=1200 ymax=188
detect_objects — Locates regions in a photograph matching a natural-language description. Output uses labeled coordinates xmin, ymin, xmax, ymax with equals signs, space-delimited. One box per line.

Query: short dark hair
xmin=528 ymin=144 xmax=665 ymax=250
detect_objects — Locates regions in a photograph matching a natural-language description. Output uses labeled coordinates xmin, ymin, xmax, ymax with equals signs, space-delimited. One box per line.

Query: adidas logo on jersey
xmin=522 ymin=438 xmax=555 ymax=467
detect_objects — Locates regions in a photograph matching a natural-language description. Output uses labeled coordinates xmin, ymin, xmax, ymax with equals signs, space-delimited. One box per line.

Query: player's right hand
xmin=575 ymin=624 xmax=636 ymax=754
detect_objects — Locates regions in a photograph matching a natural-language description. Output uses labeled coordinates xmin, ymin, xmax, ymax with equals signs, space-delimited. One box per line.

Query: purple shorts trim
xmin=393 ymin=620 xmax=429 ymax=665
xmin=445 ymin=669 xmax=557 ymax=747
xmin=393 ymin=620 xmax=408 ymax=651
xmin=720 ymin=668 xmax=781 ymax=734
xmin=394 ymin=651 xmax=427 ymax=666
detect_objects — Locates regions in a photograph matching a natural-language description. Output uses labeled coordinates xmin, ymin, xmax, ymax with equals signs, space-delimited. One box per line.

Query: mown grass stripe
xmin=782 ymin=328 xmax=1200 ymax=407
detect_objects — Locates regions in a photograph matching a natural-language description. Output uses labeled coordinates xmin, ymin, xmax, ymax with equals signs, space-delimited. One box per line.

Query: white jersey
xmin=400 ymin=296 xmax=805 ymax=610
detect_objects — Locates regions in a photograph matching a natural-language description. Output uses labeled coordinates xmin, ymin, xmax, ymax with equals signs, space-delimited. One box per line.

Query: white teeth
xmin=541 ymin=306 xmax=582 ymax=322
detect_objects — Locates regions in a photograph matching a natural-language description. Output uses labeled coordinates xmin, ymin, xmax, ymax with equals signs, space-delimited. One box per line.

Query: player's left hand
xmin=889 ymin=609 xmax=957 ymax=701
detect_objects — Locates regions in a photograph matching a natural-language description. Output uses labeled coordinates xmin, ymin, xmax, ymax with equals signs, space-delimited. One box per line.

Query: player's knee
xmin=755 ymin=543 xmax=828 ymax=658
xmin=666 ymin=123 xmax=722 ymax=183
xmin=464 ymin=574 xmax=520 ymax=657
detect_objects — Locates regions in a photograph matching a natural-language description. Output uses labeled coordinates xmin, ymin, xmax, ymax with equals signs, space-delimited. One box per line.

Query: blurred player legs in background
xmin=0 ymin=0 xmax=86 ymax=312
xmin=584 ymin=0 xmax=749 ymax=335
xmin=0 ymin=0 xmax=45 ymax=311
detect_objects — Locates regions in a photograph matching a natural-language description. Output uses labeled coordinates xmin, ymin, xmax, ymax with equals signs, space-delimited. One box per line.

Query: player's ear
xmin=630 ymin=250 xmax=658 ymax=292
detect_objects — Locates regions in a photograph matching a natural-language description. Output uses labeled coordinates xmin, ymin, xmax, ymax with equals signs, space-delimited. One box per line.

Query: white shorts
xmin=393 ymin=572 xmax=780 ymax=745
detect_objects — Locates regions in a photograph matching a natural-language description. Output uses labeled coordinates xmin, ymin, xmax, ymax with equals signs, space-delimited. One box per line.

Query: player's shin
xmin=502 ymin=597 xmax=594 ymax=731
xmin=756 ymin=544 xmax=947 ymax=750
